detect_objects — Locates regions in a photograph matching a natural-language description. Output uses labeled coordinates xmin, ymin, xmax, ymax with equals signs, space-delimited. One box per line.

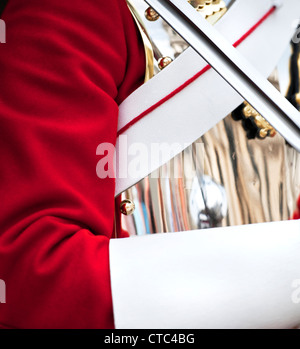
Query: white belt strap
xmin=115 ymin=0 xmax=300 ymax=196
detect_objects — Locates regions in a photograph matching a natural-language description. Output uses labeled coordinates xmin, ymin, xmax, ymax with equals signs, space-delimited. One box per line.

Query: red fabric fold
xmin=0 ymin=0 xmax=145 ymax=328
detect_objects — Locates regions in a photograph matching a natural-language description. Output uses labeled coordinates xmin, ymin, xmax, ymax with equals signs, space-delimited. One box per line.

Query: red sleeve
xmin=0 ymin=0 xmax=145 ymax=329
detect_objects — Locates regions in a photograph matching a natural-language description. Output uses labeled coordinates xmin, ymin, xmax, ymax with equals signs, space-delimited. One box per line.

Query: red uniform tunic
xmin=0 ymin=0 xmax=145 ymax=328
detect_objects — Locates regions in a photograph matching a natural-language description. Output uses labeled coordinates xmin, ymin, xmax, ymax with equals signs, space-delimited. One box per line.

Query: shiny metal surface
xmin=117 ymin=1 xmax=300 ymax=237
xmin=119 ymin=145 xmax=228 ymax=235
xmin=126 ymin=0 xmax=155 ymax=82
xmin=145 ymin=0 xmax=300 ymax=151
xmin=119 ymin=108 xmax=299 ymax=236
xmin=198 ymin=113 xmax=300 ymax=226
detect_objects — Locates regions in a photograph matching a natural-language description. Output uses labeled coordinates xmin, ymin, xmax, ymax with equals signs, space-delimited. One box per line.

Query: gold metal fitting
xmin=243 ymin=102 xmax=277 ymax=139
xmin=120 ymin=199 xmax=135 ymax=216
xmin=145 ymin=7 xmax=159 ymax=21
xmin=189 ymin=0 xmax=206 ymax=7
xmin=189 ymin=0 xmax=226 ymax=23
xmin=158 ymin=56 xmax=173 ymax=70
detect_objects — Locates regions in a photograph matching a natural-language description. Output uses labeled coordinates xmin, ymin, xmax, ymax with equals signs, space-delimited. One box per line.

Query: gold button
xmin=144 ymin=7 xmax=159 ymax=21
xmin=120 ymin=199 xmax=135 ymax=216
xmin=158 ymin=56 xmax=173 ymax=70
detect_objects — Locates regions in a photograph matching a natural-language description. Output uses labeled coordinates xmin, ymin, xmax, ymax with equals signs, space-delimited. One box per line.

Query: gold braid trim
xmin=126 ymin=0 xmax=154 ymax=82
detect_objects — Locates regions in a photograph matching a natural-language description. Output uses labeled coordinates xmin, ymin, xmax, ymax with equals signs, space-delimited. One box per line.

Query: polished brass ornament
xmin=120 ymin=199 xmax=136 ymax=216
xmin=188 ymin=0 xmax=227 ymax=24
xmin=241 ymin=102 xmax=277 ymax=139
xmin=158 ymin=56 xmax=173 ymax=70
xmin=145 ymin=7 xmax=160 ymax=21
